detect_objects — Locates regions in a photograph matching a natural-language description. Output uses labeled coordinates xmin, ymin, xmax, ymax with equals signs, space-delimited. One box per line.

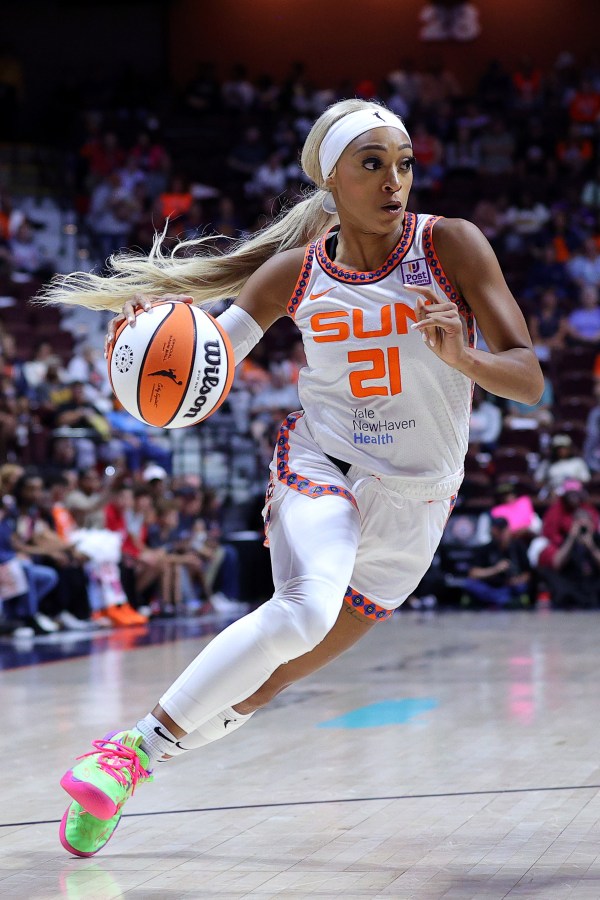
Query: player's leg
xmin=142 ymin=491 xmax=453 ymax=755
xmin=151 ymin=598 xmax=378 ymax=752
xmin=236 ymin=599 xmax=376 ymax=712
xmin=60 ymin=484 xmax=361 ymax=847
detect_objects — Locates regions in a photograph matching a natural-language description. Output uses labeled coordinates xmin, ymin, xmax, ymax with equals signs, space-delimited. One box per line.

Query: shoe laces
xmin=77 ymin=739 xmax=151 ymax=794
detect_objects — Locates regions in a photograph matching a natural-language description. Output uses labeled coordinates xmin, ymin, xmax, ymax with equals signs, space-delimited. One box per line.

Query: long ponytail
xmin=39 ymin=98 xmax=384 ymax=312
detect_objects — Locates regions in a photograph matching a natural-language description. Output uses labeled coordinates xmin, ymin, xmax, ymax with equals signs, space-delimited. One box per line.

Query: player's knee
xmin=262 ymin=577 xmax=343 ymax=660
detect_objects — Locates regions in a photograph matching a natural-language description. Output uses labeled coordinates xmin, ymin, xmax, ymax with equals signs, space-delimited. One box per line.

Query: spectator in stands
xmin=535 ymin=434 xmax=591 ymax=496
xmin=130 ymin=130 xmax=171 ymax=198
xmin=523 ymin=243 xmax=572 ymax=301
xmin=65 ymin=468 xmax=111 ymax=529
xmin=444 ymin=124 xmax=481 ymax=182
xmin=146 ymin=499 xmax=207 ymax=615
xmin=491 ymin=482 xmax=542 ymax=539
xmin=583 ymin=379 xmax=600 ymax=473
xmin=175 ymin=487 xmax=244 ymax=614
xmin=88 ymin=173 xmax=136 ymax=264
xmin=581 ymin=162 xmax=600 ymax=210
xmin=409 ymin=121 xmax=444 ymax=193
xmin=22 ymin=341 xmax=59 ymax=396
xmin=221 ymin=64 xmax=256 ymax=112
xmin=0 ymin=463 xmax=24 ymax=509
xmin=471 ymin=195 xmax=508 ymax=250
xmin=65 ymin=345 xmax=111 ymax=405
xmin=511 ymin=56 xmax=544 ymax=112
xmin=117 ymin=154 xmax=147 ymax=198
xmin=0 ymin=498 xmax=60 ymax=635
xmin=568 ymin=77 xmax=600 ymax=135
xmin=63 ymin=491 xmax=127 ymax=628
xmin=11 ymin=472 xmax=92 ymax=629
xmin=537 ymin=206 xmax=582 ymax=264
xmin=80 ymin=130 xmax=125 ymax=184
xmin=478 ymin=117 xmax=515 ymax=177
xmin=246 ymin=151 xmax=288 ymax=200
xmin=555 ymin=124 xmax=594 ymax=178
xmin=536 ymin=479 xmax=600 ymax=607
xmin=503 ymin=191 xmax=550 ymax=253
xmin=0 ymin=366 xmax=18 ymax=461
xmin=156 ymin=174 xmax=193 ymax=225
xmin=515 ymin=118 xmax=556 ymax=185
xmin=9 ymin=219 xmax=51 ymax=277
xmin=462 ymin=516 xmax=532 ymax=608
xmin=103 ymin=484 xmax=162 ymax=621
xmin=184 ymin=62 xmax=220 ymax=114
xmin=468 ymin=385 xmax=502 ymax=450
xmin=527 ymin=287 xmax=569 ymax=361
xmin=226 ymin=126 xmax=268 ymax=180
xmin=212 ymin=196 xmax=243 ymax=240
xmin=52 ymin=380 xmax=112 ymax=470
xmin=566 ymin=284 xmax=600 ymax=345
xmin=566 ymin=237 xmax=600 ymax=290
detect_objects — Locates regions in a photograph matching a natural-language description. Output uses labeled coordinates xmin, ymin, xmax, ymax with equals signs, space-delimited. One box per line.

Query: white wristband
xmin=216 ymin=304 xmax=264 ymax=365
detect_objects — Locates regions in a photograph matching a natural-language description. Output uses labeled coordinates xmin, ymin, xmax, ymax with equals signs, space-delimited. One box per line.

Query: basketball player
xmin=44 ymin=99 xmax=544 ymax=856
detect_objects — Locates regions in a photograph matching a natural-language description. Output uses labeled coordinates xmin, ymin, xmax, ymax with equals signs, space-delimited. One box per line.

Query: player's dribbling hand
xmin=103 ymin=294 xmax=194 ymax=358
xmin=405 ymin=284 xmax=467 ymax=368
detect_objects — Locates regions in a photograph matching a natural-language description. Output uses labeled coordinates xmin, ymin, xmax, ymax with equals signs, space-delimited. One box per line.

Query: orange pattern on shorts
xmin=344 ymin=586 xmax=394 ymax=621
xmin=263 ymin=411 xmax=358 ymax=547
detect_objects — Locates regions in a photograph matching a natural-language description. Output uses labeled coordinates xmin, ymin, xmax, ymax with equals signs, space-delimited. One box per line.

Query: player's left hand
xmin=405 ymin=284 xmax=468 ymax=369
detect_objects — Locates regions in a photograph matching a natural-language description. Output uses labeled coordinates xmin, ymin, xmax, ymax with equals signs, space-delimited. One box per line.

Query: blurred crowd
xmin=4 ymin=50 xmax=600 ymax=630
xmin=0 ymin=461 xmax=248 ymax=638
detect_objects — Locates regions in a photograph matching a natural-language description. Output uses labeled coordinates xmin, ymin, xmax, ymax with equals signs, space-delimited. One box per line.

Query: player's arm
xmin=104 ymin=248 xmax=306 ymax=364
xmin=218 ymin=247 xmax=306 ymax=363
xmin=408 ymin=218 xmax=544 ymax=405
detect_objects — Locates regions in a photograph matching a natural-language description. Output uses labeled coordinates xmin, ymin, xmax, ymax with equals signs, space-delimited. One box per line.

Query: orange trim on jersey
xmin=315 ymin=212 xmax=417 ymax=284
xmin=423 ymin=216 xmax=476 ymax=349
xmin=287 ymin=242 xmax=316 ymax=318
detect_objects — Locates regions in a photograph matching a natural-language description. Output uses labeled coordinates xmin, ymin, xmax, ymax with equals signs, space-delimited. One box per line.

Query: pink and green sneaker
xmin=60 ymin=730 xmax=152 ymax=820
xmin=59 ymin=800 xmax=122 ymax=857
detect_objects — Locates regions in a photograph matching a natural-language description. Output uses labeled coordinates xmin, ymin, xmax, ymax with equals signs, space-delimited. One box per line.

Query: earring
xmin=322 ymin=192 xmax=337 ymax=215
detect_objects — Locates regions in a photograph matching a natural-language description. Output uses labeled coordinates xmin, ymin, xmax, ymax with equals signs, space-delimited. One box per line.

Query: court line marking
xmin=3 ymin=783 xmax=600 ymax=829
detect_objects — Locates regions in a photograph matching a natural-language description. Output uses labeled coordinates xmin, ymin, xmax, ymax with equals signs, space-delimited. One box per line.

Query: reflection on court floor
xmin=2 ymin=609 xmax=600 ymax=898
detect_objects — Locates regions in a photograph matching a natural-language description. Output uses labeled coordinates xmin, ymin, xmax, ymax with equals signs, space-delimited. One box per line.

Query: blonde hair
xmin=39 ymin=99 xmax=387 ymax=312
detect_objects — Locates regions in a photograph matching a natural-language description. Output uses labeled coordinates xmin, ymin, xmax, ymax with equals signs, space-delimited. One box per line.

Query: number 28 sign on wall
xmin=420 ymin=1 xmax=481 ymax=41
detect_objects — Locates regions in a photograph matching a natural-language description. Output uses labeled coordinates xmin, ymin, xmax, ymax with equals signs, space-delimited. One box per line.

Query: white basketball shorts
xmin=263 ymin=412 xmax=457 ymax=619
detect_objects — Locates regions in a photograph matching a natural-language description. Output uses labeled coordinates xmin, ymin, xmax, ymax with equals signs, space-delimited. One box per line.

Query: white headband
xmin=319 ymin=108 xmax=411 ymax=181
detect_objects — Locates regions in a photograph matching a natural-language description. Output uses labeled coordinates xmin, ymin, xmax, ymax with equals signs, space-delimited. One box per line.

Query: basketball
xmin=107 ymin=301 xmax=234 ymax=428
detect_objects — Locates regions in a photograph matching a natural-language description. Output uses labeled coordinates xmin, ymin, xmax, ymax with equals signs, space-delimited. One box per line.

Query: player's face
xmin=329 ymin=127 xmax=414 ymax=236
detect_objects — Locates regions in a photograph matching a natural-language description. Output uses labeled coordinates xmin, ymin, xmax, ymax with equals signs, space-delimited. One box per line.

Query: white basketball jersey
xmin=287 ymin=212 xmax=476 ymax=498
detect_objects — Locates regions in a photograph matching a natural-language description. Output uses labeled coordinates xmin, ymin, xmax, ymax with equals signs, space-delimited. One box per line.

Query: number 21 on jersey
xmin=348 ymin=346 xmax=402 ymax=398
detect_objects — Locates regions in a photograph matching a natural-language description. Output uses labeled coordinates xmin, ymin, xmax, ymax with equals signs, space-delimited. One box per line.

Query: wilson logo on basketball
xmin=183 ymin=341 xmax=223 ymax=419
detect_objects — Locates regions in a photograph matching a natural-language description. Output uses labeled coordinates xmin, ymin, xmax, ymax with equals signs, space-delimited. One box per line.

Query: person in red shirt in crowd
xmin=155 ymin=175 xmax=193 ymax=226
xmin=536 ymin=479 xmax=600 ymax=608
xmin=512 ymin=56 xmax=543 ymax=111
xmin=104 ymin=485 xmax=170 ymax=621
xmin=568 ymin=78 xmax=600 ymax=133
xmin=555 ymin=124 xmax=594 ymax=178
xmin=80 ymin=131 xmax=126 ymax=183
xmin=103 ymin=485 xmax=154 ymax=624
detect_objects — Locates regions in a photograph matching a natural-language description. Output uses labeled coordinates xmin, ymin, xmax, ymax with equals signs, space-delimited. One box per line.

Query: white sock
xmin=136 ymin=713 xmax=189 ymax=766
xmin=161 ymin=707 xmax=256 ymax=758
